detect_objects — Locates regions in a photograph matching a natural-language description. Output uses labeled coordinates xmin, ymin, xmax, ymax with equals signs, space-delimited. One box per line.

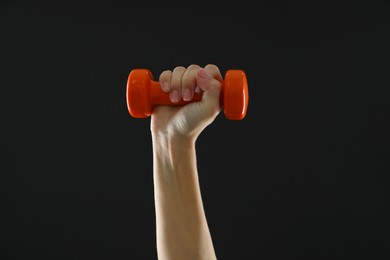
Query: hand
xmin=150 ymin=64 xmax=223 ymax=140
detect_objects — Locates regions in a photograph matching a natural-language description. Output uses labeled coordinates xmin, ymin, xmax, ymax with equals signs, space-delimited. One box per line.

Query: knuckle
xmin=160 ymin=69 xmax=171 ymax=75
xmin=204 ymin=64 xmax=219 ymax=71
xmin=172 ymin=66 xmax=186 ymax=73
xmin=159 ymin=70 xmax=171 ymax=81
xmin=187 ymin=64 xmax=200 ymax=70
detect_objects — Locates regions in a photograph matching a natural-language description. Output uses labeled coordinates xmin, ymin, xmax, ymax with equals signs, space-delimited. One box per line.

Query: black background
xmin=1 ymin=1 xmax=389 ymax=259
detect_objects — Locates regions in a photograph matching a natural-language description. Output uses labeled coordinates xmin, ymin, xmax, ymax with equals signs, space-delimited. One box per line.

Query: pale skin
xmin=151 ymin=64 xmax=223 ymax=260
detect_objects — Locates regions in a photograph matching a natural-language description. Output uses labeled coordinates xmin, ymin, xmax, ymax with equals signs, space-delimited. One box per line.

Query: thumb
xmin=196 ymin=68 xmax=222 ymax=108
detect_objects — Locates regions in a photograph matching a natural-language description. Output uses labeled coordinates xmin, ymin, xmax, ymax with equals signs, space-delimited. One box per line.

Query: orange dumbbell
xmin=126 ymin=68 xmax=249 ymax=120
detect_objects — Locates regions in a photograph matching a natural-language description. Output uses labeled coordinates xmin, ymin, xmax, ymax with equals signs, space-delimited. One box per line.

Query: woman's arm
xmin=151 ymin=64 xmax=222 ymax=260
xmin=152 ymin=135 xmax=216 ymax=260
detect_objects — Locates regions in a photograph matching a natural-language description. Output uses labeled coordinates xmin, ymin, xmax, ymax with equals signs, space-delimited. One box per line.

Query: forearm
xmin=152 ymin=134 xmax=217 ymax=260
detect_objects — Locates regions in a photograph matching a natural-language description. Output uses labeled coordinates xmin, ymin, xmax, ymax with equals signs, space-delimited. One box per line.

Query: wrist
xmin=152 ymin=131 xmax=196 ymax=170
xmin=151 ymin=131 xmax=196 ymax=153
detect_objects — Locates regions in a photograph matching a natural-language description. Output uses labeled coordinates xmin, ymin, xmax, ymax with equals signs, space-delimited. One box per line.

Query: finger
xmin=181 ymin=64 xmax=201 ymax=101
xmin=159 ymin=70 xmax=172 ymax=93
xmin=204 ymin=64 xmax=223 ymax=82
xmin=196 ymin=68 xmax=222 ymax=107
xmin=170 ymin=66 xmax=186 ymax=103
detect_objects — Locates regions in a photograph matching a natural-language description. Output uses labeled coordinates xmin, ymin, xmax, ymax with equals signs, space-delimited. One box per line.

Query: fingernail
xmin=183 ymin=88 xmax=193 ymax=101
xmin=170 ymin=90 xmax=179 ymax=103
xmin=198 ymin=68 xmax=211 ymax=79
xmin=162 ymin=82 xmax=170 ymax=92
xmin=194 ymin=85 xmax=201 ymax=93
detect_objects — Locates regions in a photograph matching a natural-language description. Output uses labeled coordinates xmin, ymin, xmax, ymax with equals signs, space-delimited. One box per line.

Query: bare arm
xmin=152 ymin=135 xmax=216 ymax=260
xmin=151 ymin=64 xmax=222 ymax=260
